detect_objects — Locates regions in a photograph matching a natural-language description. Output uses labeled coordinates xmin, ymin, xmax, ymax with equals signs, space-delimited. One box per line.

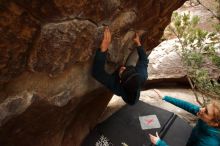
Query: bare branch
xmin=153 ymin=89 xmax=163 ymax=98
xmin=198 ymin=88 xmax=220 ymax=100
xmin=195 ymin=0 xmax=220 ymax=20
xmin=187 ymin=76 xmax=203 ymax=105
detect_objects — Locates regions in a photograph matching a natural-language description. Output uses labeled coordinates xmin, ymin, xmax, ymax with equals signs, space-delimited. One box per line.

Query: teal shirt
xmin=156 ymin=139 xmax=169 ymax=146
xmin=156 ymin=96 xmax=220 ymax=146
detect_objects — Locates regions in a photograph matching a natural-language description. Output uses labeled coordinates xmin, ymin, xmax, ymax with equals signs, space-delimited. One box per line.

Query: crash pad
xmin=82 ymin=101 xmax=192 ymax=146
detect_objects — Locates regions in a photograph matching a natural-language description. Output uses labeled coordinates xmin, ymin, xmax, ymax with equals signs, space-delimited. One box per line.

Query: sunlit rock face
xmin=148 ymin=39 xmax=186 ymax=80
xmin=0 ymin=0 xmax=186 ymax=146
xmin=149 ymin=39 xmax=220 ymax=81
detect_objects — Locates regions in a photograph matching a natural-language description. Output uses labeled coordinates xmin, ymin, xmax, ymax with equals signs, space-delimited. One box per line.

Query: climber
xmin=149 ymin=93 xmax=220 ymax=146
xmin=92 ymin=26 xmax=149 ymax=105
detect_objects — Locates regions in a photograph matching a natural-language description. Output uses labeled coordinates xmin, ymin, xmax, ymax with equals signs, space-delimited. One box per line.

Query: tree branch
xmin=195 ymin=0 xmax=220 ymax=20
xmin=187 ymin=76 xmax=203 ymax=105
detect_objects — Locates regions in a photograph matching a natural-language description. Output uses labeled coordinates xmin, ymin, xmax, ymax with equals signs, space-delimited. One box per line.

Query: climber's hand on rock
xmin=133 ymin=32 xmax=141 ymax=46
xmin=100 ymin=26 xmax=111 ymax=52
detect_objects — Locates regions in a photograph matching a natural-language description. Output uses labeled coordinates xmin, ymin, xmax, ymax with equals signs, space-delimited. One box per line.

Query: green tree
xmin=168 ymin=12 xmax=220 ymax=105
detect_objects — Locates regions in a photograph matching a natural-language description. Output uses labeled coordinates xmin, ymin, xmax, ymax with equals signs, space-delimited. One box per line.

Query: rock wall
xmin=0 ymin=0 xmax=186 ymax=146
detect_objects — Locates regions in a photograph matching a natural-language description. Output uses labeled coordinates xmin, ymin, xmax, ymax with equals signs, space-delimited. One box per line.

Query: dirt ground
xmin=100 ymin=88 xmax=201 ymax=127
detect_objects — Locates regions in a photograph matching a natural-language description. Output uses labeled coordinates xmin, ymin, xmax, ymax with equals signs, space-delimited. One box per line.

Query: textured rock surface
xmin=148 ymin=39 xmax=220 ymax=80
xmin=164 ymin=1 xmax=220 ymax=39
xmin=176 ymin=0 xmax=219 ymax=32
xmin=145 ymin=39 xmax=220 ymax=91
xmin=0 ymin=0 xmax=187 ymax=146
xmin=148 ymin=39 xmax=186 ymax=79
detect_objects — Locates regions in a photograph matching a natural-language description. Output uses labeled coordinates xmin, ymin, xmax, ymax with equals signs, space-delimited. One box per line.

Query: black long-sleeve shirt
xmin=92 ymin=46 xmax=149 ymax=105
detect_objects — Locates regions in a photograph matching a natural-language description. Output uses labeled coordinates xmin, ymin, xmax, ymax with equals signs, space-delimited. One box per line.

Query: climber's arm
xmin=92 ymin=49 xmax=122 ymax=96
xmin=92 ymin=26 xmax=123 ymax=96
xmin=133 ymin=33 xmax=149 ymax=80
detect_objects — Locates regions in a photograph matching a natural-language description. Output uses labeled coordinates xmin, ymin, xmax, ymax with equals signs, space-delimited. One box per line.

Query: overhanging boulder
xmin=0 ymin=0 xmax=187 ymax=146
